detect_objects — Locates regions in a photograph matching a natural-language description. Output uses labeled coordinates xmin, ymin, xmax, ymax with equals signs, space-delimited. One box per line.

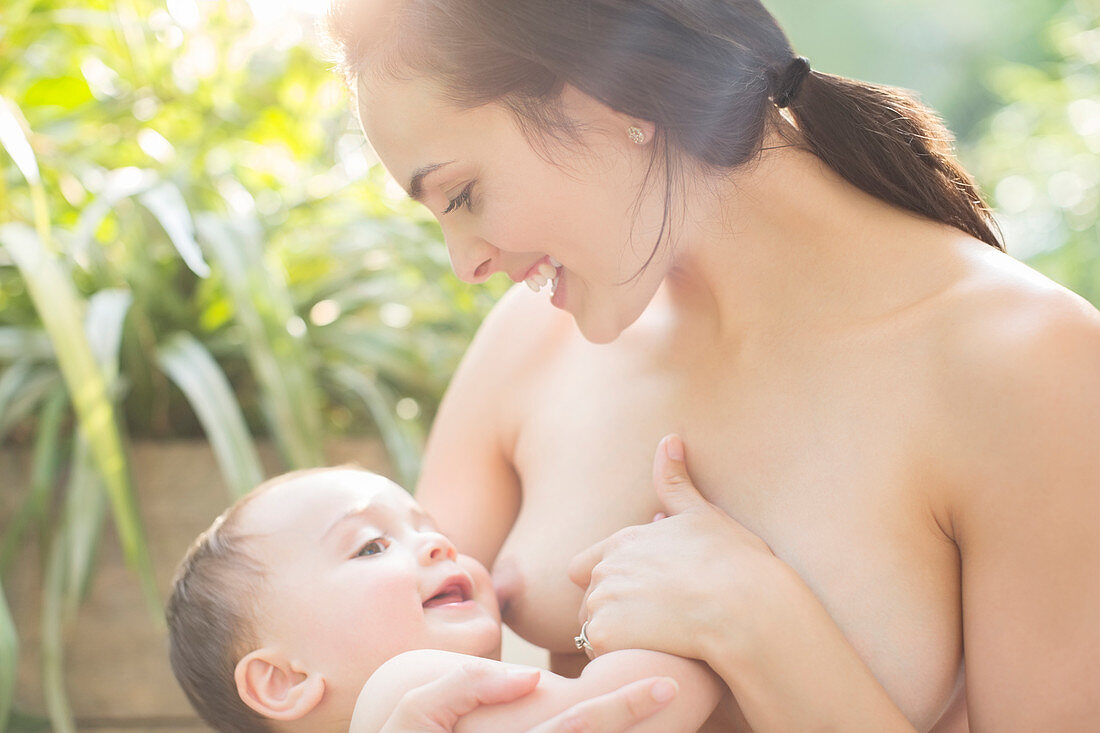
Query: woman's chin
xmin=577 ymin=320 xmax=623 ymax=345
xmin=574 ymin=299 xmax=648 ymax=345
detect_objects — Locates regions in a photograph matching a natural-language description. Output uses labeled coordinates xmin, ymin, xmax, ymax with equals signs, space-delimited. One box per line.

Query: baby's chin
xmin=455 ymin=614 xmax=503 ymax=660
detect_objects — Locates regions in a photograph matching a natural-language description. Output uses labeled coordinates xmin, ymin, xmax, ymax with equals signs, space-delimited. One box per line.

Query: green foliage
xmin=0 ymin=0 xmax=1093 ymax=728
xmin=968 ymin=0 xmax=1100 ymax=305
xmin=0 ymin=0 xmax=503 ymax=726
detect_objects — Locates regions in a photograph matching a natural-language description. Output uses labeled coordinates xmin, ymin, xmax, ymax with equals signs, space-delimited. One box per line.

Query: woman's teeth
xmin=526 ymin=261 xmax=562 ymax=294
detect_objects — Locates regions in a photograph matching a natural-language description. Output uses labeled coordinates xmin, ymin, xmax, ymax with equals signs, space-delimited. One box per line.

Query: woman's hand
xmin=528 ymin=677 xmax=678 ymax=733
xmin=569 ymin=434 xmax=916 ymax=731
xmin=378 ymin=664 xmax=676 ymax=732
xmin=568 ymin=434 xmax=796 ymax=665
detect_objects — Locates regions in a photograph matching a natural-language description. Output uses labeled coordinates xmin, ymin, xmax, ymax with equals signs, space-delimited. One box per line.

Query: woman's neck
xmin=657 ymin=128 xmax=963 ymax=349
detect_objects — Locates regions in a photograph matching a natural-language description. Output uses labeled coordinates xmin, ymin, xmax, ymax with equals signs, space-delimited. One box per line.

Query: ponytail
xmin=784 ymin=69 xmax=1002 ymax=250
xmin=329 ymin=0 xmax=1002 ymax=252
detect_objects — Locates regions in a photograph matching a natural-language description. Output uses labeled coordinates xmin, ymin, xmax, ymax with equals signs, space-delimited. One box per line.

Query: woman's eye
xmin=442 ymin=182 xmax=475 ymax=215
xmin=355 ymin=537 xmax=390 ymax=558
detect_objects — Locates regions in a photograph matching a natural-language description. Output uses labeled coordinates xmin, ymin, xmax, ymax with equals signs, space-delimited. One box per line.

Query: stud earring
xmin=627 ymin=125 xmax=646 ymax=145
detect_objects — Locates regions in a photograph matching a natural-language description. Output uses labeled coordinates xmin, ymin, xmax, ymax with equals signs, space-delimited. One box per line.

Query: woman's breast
xmin=492 ymin=351 xmax=965 ymax=730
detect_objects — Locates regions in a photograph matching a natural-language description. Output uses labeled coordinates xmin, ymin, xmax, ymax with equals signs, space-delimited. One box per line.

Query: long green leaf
xmin=0 ymin=388 xmax=67 ymax=579
xmin=137 ymin=181 xmax=211 ymax=278
xmin=60 ymin=290 xmax=133 ymax=615
xmin=0 ymin=96 xmax=51 ymax=252
xmin=324 ymin=363 xmax=422 ymax=488
xmin=157 ymin=332 xmax=264 ymax=498
xmin=0 ymin=327 xmax=54 ymax=362
xmin=60 ymin=439 xmax=108 ymax=619
xmin=0 ymin=361 xmax=62 ymax=444
xmin=0 ymin=95 xmax=40 ymax=186
xmin=0 ymin=224 xmax=158 ymax=616
xmin=70 ymin=167 xmax=158 ymax=264
xmin=84 ymin=289 xmax=131 ymax=380
xmin=41 ymin=527 xmax=74 ymax=733
xmin=0 ymin=578 xmax=16 ymax=733
xmin=196 ymin=214 xmax=324 ymax=468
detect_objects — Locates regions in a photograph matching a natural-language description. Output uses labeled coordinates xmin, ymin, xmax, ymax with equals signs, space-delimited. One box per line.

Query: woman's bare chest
xmin=494 ymin=340 xmax=965 ymax=729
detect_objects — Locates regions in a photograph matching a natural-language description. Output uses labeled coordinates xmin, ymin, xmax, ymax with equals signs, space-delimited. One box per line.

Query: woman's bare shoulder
xmin=920 ymin=243 xmax=1100 ymax=506
xmin=914 ymin=245 xmax=1100 ymax=728
xmin=930 ymin=244 xmax=1100 ymax=374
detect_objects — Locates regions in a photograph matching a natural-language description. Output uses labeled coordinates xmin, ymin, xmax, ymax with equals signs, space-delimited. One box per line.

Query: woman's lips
xmin=523 ymin=255 xmax=562 ymax=293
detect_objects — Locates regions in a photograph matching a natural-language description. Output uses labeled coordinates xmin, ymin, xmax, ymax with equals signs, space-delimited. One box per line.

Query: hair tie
xmin=773 ymin=56 xmax=811 ymax=108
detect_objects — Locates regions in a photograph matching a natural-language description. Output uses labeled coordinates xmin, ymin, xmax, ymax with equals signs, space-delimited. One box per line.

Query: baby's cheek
xmin=339 ymin=574 xmax=427 ymax=660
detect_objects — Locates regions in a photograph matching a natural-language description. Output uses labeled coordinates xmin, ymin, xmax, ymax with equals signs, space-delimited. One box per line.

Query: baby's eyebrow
xmin=322 ymin=504 xmax=384 ymax=541
xmin=321 ymin=502 xmax=434 ymax=541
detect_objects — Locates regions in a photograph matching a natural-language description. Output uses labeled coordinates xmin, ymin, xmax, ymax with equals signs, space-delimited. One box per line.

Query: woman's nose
xmin=418 ymin=532 xmax=458 ymax=564
xmin=444 ymin=231 xmax=496 ymax=284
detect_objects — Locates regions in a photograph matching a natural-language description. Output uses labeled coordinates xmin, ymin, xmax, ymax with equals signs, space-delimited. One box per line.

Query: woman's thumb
xmin=653 ymin=434 xmax=708 ymax=515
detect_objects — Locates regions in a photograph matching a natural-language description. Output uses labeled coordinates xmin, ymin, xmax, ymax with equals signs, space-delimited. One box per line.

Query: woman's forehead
xmin=357 ymin=76 xmax=501 ymax=185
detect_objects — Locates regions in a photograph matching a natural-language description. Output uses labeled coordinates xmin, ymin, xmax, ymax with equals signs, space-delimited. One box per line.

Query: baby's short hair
xmin=166 ymin=467 xmax=355 ymax=732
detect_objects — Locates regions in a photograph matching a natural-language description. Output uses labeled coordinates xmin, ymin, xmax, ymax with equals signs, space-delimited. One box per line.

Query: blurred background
xmin=0 ymin=0 xmax=1096 ymax=730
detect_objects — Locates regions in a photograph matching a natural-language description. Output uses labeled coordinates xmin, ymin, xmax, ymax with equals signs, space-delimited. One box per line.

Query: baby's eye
xmin=355 ymin=537 xmax=391 ymax=558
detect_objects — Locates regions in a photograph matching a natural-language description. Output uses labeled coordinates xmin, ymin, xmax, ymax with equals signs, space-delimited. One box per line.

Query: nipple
xmin=492 ymin=556 xmax=525 ymax=620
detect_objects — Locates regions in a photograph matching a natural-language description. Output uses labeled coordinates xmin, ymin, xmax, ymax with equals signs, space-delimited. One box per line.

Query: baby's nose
xmin=419 ymin=532 xmax=458 ymax=564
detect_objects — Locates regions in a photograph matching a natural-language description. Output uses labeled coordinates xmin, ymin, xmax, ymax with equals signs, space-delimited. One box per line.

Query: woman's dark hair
xmin=327 ymin=0 xmax=1002 ymax=258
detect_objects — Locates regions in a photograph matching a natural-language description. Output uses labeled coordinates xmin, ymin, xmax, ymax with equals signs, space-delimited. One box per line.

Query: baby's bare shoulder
xmin=350 ymin=650 xmax=500 ymax=733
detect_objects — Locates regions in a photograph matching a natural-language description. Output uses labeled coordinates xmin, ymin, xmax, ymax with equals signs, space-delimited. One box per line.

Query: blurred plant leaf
xmin=0 ymin=388 xmax=68 ymax=579
xmin=324 ymin=363 xmax=421 ymax=488
xmin=59 ymin=439 xmax=108 ymax=620
xmin=138 ymin=182 xmax=212 ymax=279
xmin=59 ymin=290 xmax=133 ymax=614
xmin=0 ymin=578 xmax=16 ymax=733
xmin=4 ymin=708 xmax=51 ymax=732
xmin=71 ymin=168 xmax=158 ymax=264
xmin=41 ymin=521 xmax=74 ymax=733
xmin=157 ymin=332 xmax=264 ymax=497
xmin=196 ymin=214 xmax=324 ymax=468
xmin=0 ymin=361 xmax=62 ymax=444
xmin=0 ymin=95 xmax=40 ymax=186
xmin=0 ymin=224 xmax=158 ymax=616
xmin=0 ymin=328 xmax=54 ymax=362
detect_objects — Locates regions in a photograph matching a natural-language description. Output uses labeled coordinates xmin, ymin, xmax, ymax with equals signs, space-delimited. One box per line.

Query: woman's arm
xmin=415 ymin=285 xmax=550 ymax=565
xmin=934 ymin=302 xmax=1100 ymax=730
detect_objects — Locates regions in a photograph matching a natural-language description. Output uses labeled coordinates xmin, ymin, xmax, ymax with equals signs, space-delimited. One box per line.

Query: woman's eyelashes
xmin=442 ymin=181 xmax=475 ymax=215
xmin=355 ymin=536 xmax=391 ymax=558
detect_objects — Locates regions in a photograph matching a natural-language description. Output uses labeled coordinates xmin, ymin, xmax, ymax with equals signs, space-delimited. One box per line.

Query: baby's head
xmin=166 ymin=467 xmax=501 ymax=733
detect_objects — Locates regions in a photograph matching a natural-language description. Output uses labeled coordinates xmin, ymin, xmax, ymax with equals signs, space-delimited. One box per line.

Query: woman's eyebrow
xmin=407 ymin=161 xmax=453 ymax=202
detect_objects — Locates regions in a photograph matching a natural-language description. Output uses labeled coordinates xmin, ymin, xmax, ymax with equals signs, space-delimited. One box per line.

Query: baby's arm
xmin=351 ymin=649 xmax=722 ymax=733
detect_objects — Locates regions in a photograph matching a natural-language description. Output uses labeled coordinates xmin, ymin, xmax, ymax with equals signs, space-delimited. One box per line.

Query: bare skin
xmin=358 ymin=71 xmax=1100 ymax=731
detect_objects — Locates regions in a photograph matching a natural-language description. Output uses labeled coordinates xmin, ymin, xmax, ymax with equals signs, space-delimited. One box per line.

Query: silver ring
xmin=574 ymin=620 xmax=593 ymax=653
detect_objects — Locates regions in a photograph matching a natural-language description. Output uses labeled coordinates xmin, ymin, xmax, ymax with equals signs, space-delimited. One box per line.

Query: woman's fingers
xmin=526 ymin=677 xmax=678 ymax=733
xmin=567 ymin=536 xmax=607 ymax=590
xmin=652 ymin=434 xmax=712 ymax=515
xmin=381 ymin=664 xmax=540 ymax=732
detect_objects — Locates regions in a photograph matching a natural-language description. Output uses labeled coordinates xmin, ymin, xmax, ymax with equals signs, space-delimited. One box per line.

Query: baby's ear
xmin=235 ymin=648 xmax=325 ymax=721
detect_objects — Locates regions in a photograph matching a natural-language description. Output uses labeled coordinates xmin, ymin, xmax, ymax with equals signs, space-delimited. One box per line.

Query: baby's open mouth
xmin=423 ymin=575 xmax=473 ymax=608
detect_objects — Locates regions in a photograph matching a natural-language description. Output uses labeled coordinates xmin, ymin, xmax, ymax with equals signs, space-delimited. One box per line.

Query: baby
xmin=166 ymin=466 xmax=722 ymax=733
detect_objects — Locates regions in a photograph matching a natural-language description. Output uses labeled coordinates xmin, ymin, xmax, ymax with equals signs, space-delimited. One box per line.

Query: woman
xmin=326 ymin=0 xmax=1100 ymax=729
